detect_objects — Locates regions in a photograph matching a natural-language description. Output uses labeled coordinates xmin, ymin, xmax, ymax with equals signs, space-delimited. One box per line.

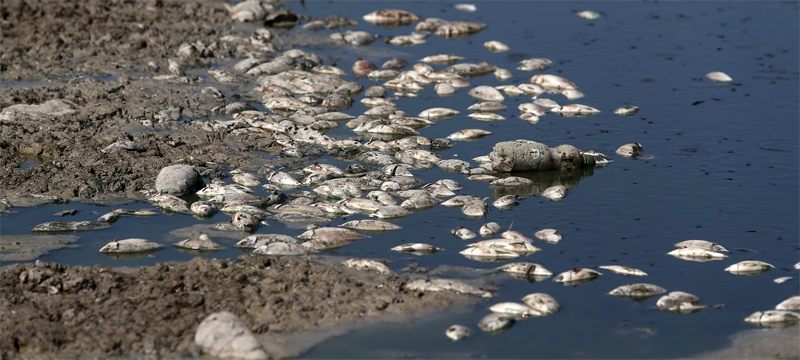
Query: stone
xmin=155 ymin=164 xmax=204 ymax=196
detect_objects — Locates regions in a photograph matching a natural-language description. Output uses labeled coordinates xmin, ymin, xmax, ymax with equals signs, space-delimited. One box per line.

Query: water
xmin=1 ymin=0 xmax=798 ymax=357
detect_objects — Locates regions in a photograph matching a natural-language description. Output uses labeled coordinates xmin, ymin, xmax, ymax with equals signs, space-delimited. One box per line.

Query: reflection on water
xmin=491 ymin=167 xmax=596 ymax=198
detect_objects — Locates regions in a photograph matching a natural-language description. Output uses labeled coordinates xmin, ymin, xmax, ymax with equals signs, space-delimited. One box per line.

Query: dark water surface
xmin=2 ymin=0 xmax=798 ymax=358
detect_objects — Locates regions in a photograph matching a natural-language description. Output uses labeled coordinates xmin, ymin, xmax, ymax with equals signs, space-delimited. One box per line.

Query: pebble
xmin=195 ymin=311 xmax=269 ymax=360
xmin=155 ymin=164 xmax=204 ymax=196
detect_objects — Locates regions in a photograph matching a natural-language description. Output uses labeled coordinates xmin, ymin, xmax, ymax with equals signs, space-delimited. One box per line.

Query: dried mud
xmin=0 ymin=257 xmax=475 ymax=359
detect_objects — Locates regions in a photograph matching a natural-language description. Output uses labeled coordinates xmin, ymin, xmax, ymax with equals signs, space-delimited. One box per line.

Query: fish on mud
xmin=253 ymin=242 xmax=309 ymax=256
xmin=100 ymin=238 xmax=163 ymax=253
xmin=174 ymin=233 xmax=222 ymax=251
xmin=342 ymin=258 xmax=393 ymax=274
xmin=404 ymin=278 xmax=492 ymax=298
xmin=32 ymin=221 xmax=109 ymax=232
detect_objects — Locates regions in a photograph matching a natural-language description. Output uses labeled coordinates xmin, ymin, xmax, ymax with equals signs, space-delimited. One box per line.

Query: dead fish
xmin=447 ymin=128 xmax=492 ymax=141
xmin=489 ymin=302 xmax=541 ymax=318
xmin=468 ymin=102 xmax=506 ymax=113
xmin=493 ymin=195 xmax=519 ymax=209
xmin=391 ymin=243 xmax=443 ymax=254
xmin=668 ymin=248 xmax=728 ymax=262
xmin=387 ymin=34 xmax=426 ymax=46
xmin=191 ymin=201 xmax=218 ymax=217
xmin=518 ymin=58 xmax=553 ymax=72
xmin=469 ymin=112 xmax=505 ymax=121
xmin=706 ymin=71 xmax=733 ymax=83
xmin=434 ymin=82 xmax=457 ymax=96
xmin=534 ymin=229 xmax=562 ymax=243
xmin=420 ymin=54 xmax=464 ymax=64
xmin=744 ymin=310 xmax=800 ymax=326
xmin=342 ymin=258 xmax=393 ymax=274
xmin=235 ymin=234 xmax=299 ymax=248
xmin=774 ymin=277 xmax=793 ymax=284
xmin=480 ymin=222 xmax=502 ymax=237
xmin=674 ymin=240 xmax=729 ymax=253
xmin=552 ymin=104 xmax=600 ymax=116
xmin=541 ymin=185 xmax=567 ymax=201
xmin=340 ymin=219 xmax=401 ymax=231
xmin=533 ymin=97 xmax=561 ymax=110
xmin=494 ymin=68 xmax=513 ymax=81
xmin=371 ymin=205 xmax=412 ymax=219
xmin=401 ymin=193 xmax=440 ymax=210
xmin=469 ymin=86 xmax=505 ymax=102
xmin=445 ymin=325 xmax=471 ymax=341
xmin=32 ymin=221 xmax=109 ymax=232
xmin=468 ymin=238 xmax=540 ymax=254
xmin=419 ymin=107 xmax=459 ymax=120
xmin=725 ymin=260 xmax=775 ymax=275
xmin=554 ymin=268 xmax=602 ymax=283
xmin=352 ymin=59 xmax=376 ymax=77
xmin=461 ymin=199 xmax=488 ymax=217
xmin=775 ymin=296 xmax=800 ymax=311
xmin=405 ymin=278 xmax=492 ymax=298
xmin=616 ymin=143 xmax=642 ymax=158
xmin=521 ymin=293 xmax=560 ymax=315
xmin=452 ymin=227 xmax=477 ymax=240
xmin=100 ymin=238 xmax=163 ymax=253
xmin=460 ymin=245 xmax=519 ymax=261
xmin=614 ymin=105 xmax=640 ymax=116
xmin=478 ymin=313 xmax=515 ymax=333
xmin=363 ymin=9 xmax=419 ymax=25
xmin=598 ymin=265 xmax=648 ymax=277
xmin=561 ymin=89 xmax=585 ymax=100
xmin=174 ymin=233 xmax=222 ymax=251
xmin=609 ymin=283 xmax=667 ymax=299
xmin=437 ymin=159 xmax=471 ymax=174
xmin=253 ymin=242 xmax=308 ymax=256
xmin=656 ymin=291 xmax=705 ymax=313
xmin=232 ymin=212 xmax=261 ymax=232
xmin=451 ymin=2 xmax=476 ymax=11
xmin=577 ymin=10 xmax=601 ymax=20
xmin=441 ymin=195 xmax=481 ymax=207
xmin=97 ymin=209 xmax=125 ymax=223
xmin=149 ymin=194 xmax=191 ymax=213
xmin=497 ymin=262 xmax=553 ymax=277
xmin=490 ymin=176 xmax=533 ymax=187
xmin=531 ymin=74 xmax=578 ymax=90
xmin=484 ymin=40 xmax=510 ymax=53
xmin=221 ymin=204 xmax=269 ymax=218
xmin=500 ymin=230 xmax=530 ymax=242
xmin=298 ymin=227 xmax=363 ymax=242
xmin=340 ymin=198 xmax=383 ymax=213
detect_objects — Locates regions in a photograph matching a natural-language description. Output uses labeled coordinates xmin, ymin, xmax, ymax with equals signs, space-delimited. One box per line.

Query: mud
xmin=0 ymin=257 xmax=476 ymax=359
xmin=0 ymin=0 xmax=288 ymax=201
xmin=0 ymin=234 xmax=79 ymax=262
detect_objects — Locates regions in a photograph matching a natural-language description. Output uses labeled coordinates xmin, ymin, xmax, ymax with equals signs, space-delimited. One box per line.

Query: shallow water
xmin=2 ymin=0 xmax=799 ymax=358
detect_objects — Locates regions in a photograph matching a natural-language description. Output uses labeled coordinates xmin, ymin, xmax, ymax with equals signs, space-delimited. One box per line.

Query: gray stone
xmin=155 ymin=164 xmax=203 ymax=196
xmin=195 ymin=311 xmax=270 ymax=360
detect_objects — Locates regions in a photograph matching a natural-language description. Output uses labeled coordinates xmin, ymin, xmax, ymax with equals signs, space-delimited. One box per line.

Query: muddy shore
xmin=0 ymin=0 xmax=283 ymax=201
xmin=0 ymin=257 xmax=476 ymax=359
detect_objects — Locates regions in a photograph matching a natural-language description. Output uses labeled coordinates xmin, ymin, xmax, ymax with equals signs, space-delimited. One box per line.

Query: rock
xmin=195 ymin=311 xmax=270 ymax=360
xmin=155 ymin=164 xmax=204 ymax=196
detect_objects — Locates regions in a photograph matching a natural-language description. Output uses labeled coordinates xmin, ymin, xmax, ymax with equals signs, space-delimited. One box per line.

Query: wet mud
xmin=0 ymin=257 xmax=475 ymax=359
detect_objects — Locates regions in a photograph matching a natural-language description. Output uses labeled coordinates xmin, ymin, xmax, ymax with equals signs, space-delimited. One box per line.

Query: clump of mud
xmin=0 ymin=257 xmax=470 ymax=358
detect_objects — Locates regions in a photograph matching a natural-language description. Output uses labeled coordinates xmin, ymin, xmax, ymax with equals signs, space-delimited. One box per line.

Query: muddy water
xmin=2 ymin=0 xmax=798 ymax=358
